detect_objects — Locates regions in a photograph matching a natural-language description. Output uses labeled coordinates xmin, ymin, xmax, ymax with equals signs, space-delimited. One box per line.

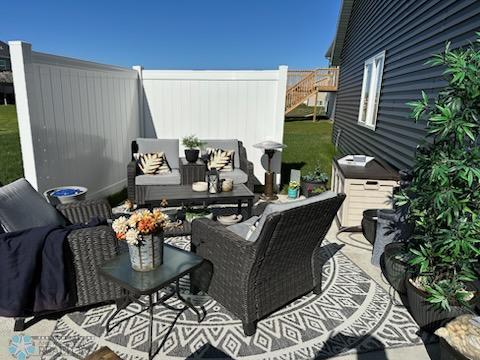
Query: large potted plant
xmin=301 ymin=164 xmax=329 ymax=197
xmin=182 ymin=135 xmax=205 ymax=163
xmin=396 ymin=37 xmax=480 ymax=331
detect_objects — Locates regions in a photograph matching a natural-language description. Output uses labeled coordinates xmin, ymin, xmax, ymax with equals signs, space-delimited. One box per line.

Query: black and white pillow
xmin=206 ymin=148 xmax=235 ymax=172
xmin=134 ymin=152 xmax=171 ymax=175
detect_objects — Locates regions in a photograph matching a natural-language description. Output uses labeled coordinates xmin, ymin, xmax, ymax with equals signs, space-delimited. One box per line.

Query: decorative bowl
xmin=43 ymin=186 xmax=88 ymax=205
xmin=192 ymin=181 xmax=208 ymax=192
xmin=217 ymin=214 xmax=243 ymax=225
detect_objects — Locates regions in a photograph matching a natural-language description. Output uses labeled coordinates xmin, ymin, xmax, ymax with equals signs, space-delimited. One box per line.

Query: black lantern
xmin=207 ymin=168 xmax=221 ymax=194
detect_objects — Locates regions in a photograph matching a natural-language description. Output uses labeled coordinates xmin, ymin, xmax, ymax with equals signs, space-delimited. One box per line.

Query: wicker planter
xmin=128 ymin=232 xmax=164 ymax=272
xmin=301 ymin=180 xmax=327 ymax=198
xmin=382 ymin=242 xmax=409 ymax=294
xmin=406 ymin=278 xmax=468 ymax=332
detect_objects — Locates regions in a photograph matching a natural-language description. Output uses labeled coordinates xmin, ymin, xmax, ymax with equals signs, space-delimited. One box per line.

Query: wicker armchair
xmin=190 ymin=193 xmax=346 ymax=336
xmin=14 ymin=199 xmax=123 ymax=331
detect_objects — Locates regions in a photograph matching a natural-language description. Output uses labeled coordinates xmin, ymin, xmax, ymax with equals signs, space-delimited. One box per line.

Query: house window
xmin=0 ymin=59 xmax=7 ymax=71
xmin=358 ymin=51 xmax=385 ymax=130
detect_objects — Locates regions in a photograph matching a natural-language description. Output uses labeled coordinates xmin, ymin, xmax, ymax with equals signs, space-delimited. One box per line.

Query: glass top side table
xmin=99 ymin=244 xmax=204 ymax=360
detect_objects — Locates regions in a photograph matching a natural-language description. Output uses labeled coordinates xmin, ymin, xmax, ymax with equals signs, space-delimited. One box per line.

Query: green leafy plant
xmin=288 ymin=180 xmax=300 ymax=190
xmin=182 ymin=135 xmax=205 ymax=149
xmin=302 ymin=163 xmax=329 ymax=183
xmin=396 ymin=35 xmax=480 ymax=310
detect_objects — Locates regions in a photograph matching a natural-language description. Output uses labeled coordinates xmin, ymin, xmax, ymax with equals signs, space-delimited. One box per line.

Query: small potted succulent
xmin=112 ymin=209 xmax=168 ymax=272
xmin=301 ymin=164 xmax=329 ymax=197
xmin=288 ymin=180 xmax=300 ymax=199
xmin=182 ymin=135 xmax=205 ymax=163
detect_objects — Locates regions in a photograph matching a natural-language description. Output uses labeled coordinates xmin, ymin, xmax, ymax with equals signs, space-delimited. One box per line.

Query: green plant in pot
xmin=182 ymin=135 xmax=205 ymax=163
xmin=287 ymin=180 xmax=300 ymax=199
xmin=395 ymin=36 xmax=480 ymax=331
xmin=301 ymin=164 xmax=329 ymax=198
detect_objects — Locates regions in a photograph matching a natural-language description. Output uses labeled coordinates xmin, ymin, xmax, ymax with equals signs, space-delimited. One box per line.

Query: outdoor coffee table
xmin=137 ymin=183 xmax=255 ymax=218
xmin=99 ymin=244 xmax=204 ymax=360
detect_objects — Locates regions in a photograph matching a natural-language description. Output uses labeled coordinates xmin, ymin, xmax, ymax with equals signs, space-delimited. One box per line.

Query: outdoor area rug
xmin=42 ymin=236 xmax=430 ymax=359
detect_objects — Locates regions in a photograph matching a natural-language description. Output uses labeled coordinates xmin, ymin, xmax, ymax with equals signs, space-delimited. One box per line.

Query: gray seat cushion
xmin=246 ymin=191 xmax=338 ymax=242
xmin=227 ymin=215 xmax=260 ymax=240
xmin=201 ymin=139 xmax=240 ymax=169
xmin=0 ymin=178 xmax=67 ymax=232
xmin=135 ymin=169 xmax=181 ymax=185
xmin=219 ymin=169 xmax=248 ymax=184
xmin=136 ymin=138 xmax=180 ymax=169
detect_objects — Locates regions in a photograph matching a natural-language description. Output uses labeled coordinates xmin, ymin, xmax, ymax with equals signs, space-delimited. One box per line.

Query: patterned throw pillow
xmin=134 ymin=152 xmax=171 ymax=175
xmin=206 ymin=148 xmax=235 ymax=172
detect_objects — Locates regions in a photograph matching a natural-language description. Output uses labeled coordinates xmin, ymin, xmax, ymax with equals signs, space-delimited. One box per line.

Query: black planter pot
xmin=361 ymin=209 xmax=377 ymax=245
xmin=382 ymin=242 xmax=409 ymax=294
xmin=185 ymin=149 xmax=200 ymax=163
xmin=301 ymin=180 xmax=327 ymax=198
xmin=406 ymin=278 xmax=468 ymax=333
xmin=439 ymin=338 xmax=469 ymax=360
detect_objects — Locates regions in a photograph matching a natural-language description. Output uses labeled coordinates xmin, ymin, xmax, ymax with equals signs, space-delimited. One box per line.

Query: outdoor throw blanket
xmin=0 ymin=218 xmax=104 ymax=317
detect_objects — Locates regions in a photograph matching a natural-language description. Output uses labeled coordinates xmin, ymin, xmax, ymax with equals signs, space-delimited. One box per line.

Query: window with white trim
xmin=358 ymin=51 xmax=385 ymax=130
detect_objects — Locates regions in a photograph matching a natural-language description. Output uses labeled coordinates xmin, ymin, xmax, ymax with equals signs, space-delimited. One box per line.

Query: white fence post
xmin=9 ymin=41 xmax=38 ymax=189
xmin=133 ymin=65 xmax=144 ymax=137
xmin=274 ymin=65 xmax=288 ymax=143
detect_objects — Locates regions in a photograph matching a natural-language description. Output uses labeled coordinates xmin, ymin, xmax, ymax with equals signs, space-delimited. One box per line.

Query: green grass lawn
xmin=0 ymin=105 xmax=23 ymax=185
xmin=0 ymin=105 xmax=335 ymax=199
xmin=281 ymin=120 xmax=336 ymax=186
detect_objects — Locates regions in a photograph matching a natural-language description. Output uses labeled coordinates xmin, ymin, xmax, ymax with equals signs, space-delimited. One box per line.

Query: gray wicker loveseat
xmin=0 ymin=179 xmax=122 ymax=331
xmin=190 ymin=191 xmax=346 ymax=336
xmin=127 ymin=138 xmax=255 ymax=203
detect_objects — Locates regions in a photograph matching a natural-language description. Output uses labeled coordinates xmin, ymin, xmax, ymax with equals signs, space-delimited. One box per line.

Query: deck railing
xmin=285 ymin=68 xmax=339 ymax=114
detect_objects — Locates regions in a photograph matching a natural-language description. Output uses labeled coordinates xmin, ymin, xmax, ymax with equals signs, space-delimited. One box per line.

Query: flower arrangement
xmin=112 ymin=209 xmax=168 ymax=246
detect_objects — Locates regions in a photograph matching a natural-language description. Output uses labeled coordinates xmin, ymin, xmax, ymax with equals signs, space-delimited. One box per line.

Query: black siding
xmin=333 ymin=0 xmax=480 ymax=170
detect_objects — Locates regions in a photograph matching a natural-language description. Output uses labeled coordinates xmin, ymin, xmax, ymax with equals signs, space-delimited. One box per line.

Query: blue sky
xmin=3 ymin=0 xmax=341 ymax=70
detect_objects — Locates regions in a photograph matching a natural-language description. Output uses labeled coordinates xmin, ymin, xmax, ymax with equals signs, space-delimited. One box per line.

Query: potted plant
xmin=301 ymin=164 xmax=329 ymax=197
xmin=288 ymin=180 xmax=300 ymax=199
xmin=182 ymin=135 xmax=205 ymax=163
xmin=112 ymin=209 xmax=168 ymax=272
xmin=395 ymin=37 xmax=480 ymax=331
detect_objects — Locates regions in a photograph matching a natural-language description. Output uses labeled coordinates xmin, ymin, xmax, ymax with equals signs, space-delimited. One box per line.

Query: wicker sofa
xmin=190 ymin=191 xmax=346 ymax=336
xmin=127 ymin=138 xmax=255 ymax=202
xmin=11 ymin=199 xmax=123 ymax=331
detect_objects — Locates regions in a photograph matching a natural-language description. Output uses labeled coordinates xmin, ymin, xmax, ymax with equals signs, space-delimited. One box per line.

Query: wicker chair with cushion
xmin=127 ymin=138 xmax=181 ymax=202
xmin=190 ymin=191 xmax=346 ymax=336
xmin=0 ymin=179 xmax=123 ymax=331
xmin=200 ymin=139 xmax=255 ymax=191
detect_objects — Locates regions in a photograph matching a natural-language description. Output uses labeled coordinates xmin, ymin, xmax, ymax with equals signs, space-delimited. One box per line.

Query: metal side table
xmin=99 ymin=244 xmax=204 ymax=360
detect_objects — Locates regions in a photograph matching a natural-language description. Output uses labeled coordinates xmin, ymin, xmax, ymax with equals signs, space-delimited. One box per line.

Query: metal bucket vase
xmin=128 ymin=232 xmax=164 ymax=272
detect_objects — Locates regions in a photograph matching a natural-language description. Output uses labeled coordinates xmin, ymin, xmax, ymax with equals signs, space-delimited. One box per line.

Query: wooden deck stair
xmin=285 ymin=68 xmax=339 ymax=114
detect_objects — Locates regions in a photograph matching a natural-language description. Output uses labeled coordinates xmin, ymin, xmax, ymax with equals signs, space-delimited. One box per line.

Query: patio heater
xmin=253 ymin=140 xmax=286 ymax=201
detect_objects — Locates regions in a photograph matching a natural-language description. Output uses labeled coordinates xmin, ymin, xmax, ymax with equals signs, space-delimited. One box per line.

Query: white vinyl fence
xmin=10 ymin=42 xmax=141 ymax=196
xmin=10 ymin=41 xmax=287 ymax=196
xmin=141 ymin=68 xmax=287 ymax=182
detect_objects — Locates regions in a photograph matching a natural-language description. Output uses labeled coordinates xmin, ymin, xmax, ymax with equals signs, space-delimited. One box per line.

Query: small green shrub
xmin=182 ymin=135 xmax=205 ymax=149
xmin=302 ymin=163 xmax=329 ymax=183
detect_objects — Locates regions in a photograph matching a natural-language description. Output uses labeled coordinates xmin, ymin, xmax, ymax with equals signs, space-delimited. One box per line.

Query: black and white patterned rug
xmin=42 ymin=236 xmax=429 ymax=359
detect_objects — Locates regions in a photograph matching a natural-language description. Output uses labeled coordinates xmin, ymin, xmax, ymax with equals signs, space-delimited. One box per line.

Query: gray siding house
xmin=329 ymin=0 xmax=480 ymax=170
